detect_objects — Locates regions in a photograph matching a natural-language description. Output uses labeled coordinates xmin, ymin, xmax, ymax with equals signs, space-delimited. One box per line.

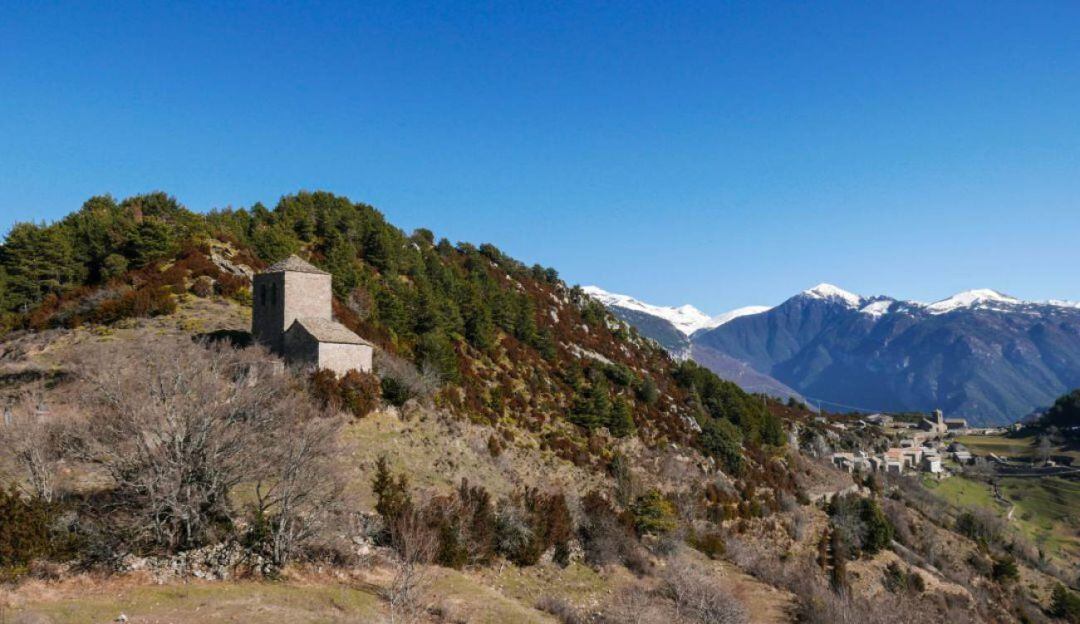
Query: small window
xmin=259 ymin=284 xmax=267 ymax=306
xmin=271 ymin=282 xmax=277 ymax=305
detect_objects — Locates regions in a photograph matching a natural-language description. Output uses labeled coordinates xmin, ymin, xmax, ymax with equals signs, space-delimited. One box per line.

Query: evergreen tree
xmin=700 ymin=417 xmax=743 ymax=475
xmin=513 ymin=294 xmax=538 ymax=345
xmin=571 ymin=373 xmax=612 ymax=430
xmin=250 ymin=224 xmax=299 ymax=262
xmin=416 ymin=330 xmax=458 ymax=382
xmin=463 ymin=284 xmax=495 ymax=350
xmin=607 ymin=396 xmax=635 ymax=437
xmin=0 ymin=223 xmax=78 ymax=311
xmin=1050 ymin=584 xmax=1080 ymax=622
xmin=127 ymin=217 xmax=178 ymax=266
xmin=362 ymin=226 xmax=394 ymax=273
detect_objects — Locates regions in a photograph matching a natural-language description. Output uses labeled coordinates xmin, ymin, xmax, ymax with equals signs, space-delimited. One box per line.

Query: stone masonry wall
xmin=282 ymin=326 xmax=320 ymax=369
xmin=251 ymin=272 xmax=286 ymax=353
xmin=317 ymin=342 xmax=373 ymax=376
xmin=282 ymin=271 xmax=332 ymax=330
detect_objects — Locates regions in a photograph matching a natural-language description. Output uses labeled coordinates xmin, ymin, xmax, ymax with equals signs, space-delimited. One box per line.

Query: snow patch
xmin=711 ymin=305 xmax=771 ymax=327
xmin=802 ymin=283 xmax=863 ymax=308
xmin=1045 ymin=299 xmax=1080 ymax=309
xmin=859 ymin=300 xmax=893 ymax=318
xmin=925 ymin=289 xmax=1021 ymax=314
xmin=583 ymin=286 xmax=715 ymax=336
xmin=584 ymin=286 xmax=771 ymax=336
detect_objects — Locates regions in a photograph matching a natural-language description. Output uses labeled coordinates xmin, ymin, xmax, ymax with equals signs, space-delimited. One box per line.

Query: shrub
xmin=603 ymin=363 xmax=634 ymax=387
xmin=700 ymin=418 xmax=743 ymax=475
xmin=536 ymin=596 xmax=585 ymax=624
xmin=632 ymin=490 xmax=678 ymax=536
xmin=579 ymin=492 xmax=640 ymax=568
xmin=372 ymin=455 xmax=413 ymax=528
xmin=827 ymin=494 xmax=893 ymax=557
xmin=381 ymin=376 xmax=411 ymax=407
xmin=689 ymin=530 xmax=726 ymax=559
xmin=72 ymin=339 xmax=343 ymax=561
xmin=636 ymin=376 xmax=660 ymax=405
xmin=487 ymin=433 xmax=503 ymax=458
xmin=660 ymin=562 xmax=748 ymax=624
xmin=215 ymin=272 xmax=248 ymax=298
xmin=607 ymin=397 xmax=636 ymax=438
xmin=0 ymin=485 xmax=54 ymax=581
xmin=190 ymin=274 xmax=214 ymax=297
xmin=496 ymin=488 xmax=572 ymax=566
xmin=955 ymin=508 xmax=1004 ymax=548
xmin=1050 ymin=584 xmax=1080 ymax=623
xmin=883 ymin=562 xmax=924 ymax=594
xmin=991 ymin=556 xmax=1018 ymax=584
xmin=309 ymin=369 xmax=380 ymax=418
xmin=337 ymin=370 xmax=380 ymax=417
xmin=429 ymin=479 xmax=496 ymax=568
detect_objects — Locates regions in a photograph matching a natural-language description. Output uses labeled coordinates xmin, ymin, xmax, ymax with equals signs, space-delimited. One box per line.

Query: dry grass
xmin=342 ymin=408 xmax=609 ymax=508
xmin=1 ymin=572 xmax=383 ymax=624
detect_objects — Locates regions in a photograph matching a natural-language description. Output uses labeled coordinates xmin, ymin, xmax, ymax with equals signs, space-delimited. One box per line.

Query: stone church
xmin=251 ymin=255 xmax=373 ymax=376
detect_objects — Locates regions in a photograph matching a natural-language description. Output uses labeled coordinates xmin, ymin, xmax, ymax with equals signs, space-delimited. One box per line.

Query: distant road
xmin=994 ymin=466 xmax=1080 ymax=479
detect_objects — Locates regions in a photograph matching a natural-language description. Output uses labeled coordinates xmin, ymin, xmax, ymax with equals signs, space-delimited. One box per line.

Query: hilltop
xmin=1 ymin=192 xmax=1078 ymax=623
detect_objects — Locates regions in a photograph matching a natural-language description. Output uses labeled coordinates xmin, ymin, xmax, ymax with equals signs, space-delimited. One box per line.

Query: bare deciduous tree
xmin=1036 ymin=435 xmax=1054 ymax=464
xmin=70 ymin=337 xmax=342 ymax=557
xmin=0 ymin=391 xmax=64 ymax=502
xmin=384 ymin=506 xmax=438 ymax=624
xmin=254 ymin=408 xmax=345 ymax=566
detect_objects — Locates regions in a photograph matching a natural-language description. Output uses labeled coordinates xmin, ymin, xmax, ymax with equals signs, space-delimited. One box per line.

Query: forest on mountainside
xmin=0 ymin=191 xmax=785 ymax=472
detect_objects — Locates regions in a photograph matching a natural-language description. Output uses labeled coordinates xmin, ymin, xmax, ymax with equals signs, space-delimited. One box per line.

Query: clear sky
xmin=2 ymin=1 xmax=1078 ymax=313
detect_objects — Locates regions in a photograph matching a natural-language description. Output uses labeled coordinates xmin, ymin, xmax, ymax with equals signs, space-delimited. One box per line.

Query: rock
xmin=116 ymin=541 xmax=270 ymax=582
xmin=209 ymin=247 xmax=254 ymax=278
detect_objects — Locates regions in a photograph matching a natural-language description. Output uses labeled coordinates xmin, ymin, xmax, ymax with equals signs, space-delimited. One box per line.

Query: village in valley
xmin=827 ymin=409 xmax=1023 ymax=478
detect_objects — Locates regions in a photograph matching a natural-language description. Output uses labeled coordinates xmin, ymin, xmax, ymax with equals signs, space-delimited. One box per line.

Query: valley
xmin=0 ymin=192 xmax=1077 ymax=624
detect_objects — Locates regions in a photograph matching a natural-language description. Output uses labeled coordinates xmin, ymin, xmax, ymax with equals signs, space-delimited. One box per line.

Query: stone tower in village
xmin=252 ymin=255 xmax=373 ymax=375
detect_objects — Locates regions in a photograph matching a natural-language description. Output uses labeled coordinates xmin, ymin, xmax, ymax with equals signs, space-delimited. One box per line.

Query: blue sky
xmin=2 ymin=1 xmax=1078 ymax=313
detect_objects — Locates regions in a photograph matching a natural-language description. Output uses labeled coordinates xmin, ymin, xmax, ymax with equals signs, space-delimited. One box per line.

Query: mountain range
xmin=587 ymin=283 xmax=1080 ymax=425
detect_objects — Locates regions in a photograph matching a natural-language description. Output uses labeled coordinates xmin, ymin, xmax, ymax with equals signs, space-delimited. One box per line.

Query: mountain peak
xmin=582 ymin=286 xmax=715 ymax=336
xmin=926 ymin=289 xmax=1021 ymax=314
xmin=801 ymin=283 xmax=863 ymax=307
xmin=583 ymin=286 xmax=771 ymax=336
xmin=712 ymin=305 xmax=773 ymax=327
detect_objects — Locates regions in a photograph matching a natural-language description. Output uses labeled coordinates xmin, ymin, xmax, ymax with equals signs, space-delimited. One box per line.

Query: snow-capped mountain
xmin=583 ymin=286 xmax=800 ymax=402
xmin=695 ymin=284 xmax=1080 ymax=425
xmin=711 ymin=305 xmax=774 ymax=328
xmin=582 ymin=286 xmax=772 ymax=337
xmin=581 ymin=286 xmax=720 ymax=336
xmin=801 ymin=283 xmax=863 ymax=307
xmin=587 ymin=281 xmax=1080 ymax=425
xmin=794 ymin=283 xmax=1080 ymax=317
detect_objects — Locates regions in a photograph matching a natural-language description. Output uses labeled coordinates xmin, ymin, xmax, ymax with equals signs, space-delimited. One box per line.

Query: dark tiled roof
xmin=262 ymin=255 xmax=329 ymax=275
xmin=289 ymin=317 xmax=371 ymax=345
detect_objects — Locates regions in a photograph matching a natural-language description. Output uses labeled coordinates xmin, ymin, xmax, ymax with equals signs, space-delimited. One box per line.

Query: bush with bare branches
xmin=0 ymin=391 xmax=64 ymax=502
xmin=384 ymin=506 xmax=438 ymax=624
xmin=375 ymin=350 xmax=441 ymax=407
xmin=69 ymin=338 xmax=343 ymax=563
xmin=660 ymin=561 xmax=747 ymax=624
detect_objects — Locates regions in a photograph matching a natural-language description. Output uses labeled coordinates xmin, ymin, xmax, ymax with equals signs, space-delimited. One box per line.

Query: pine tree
xmin=463 ymin=285 xmax=495 ymax=350
xmin=0 ymin=223 xmax=78 ymax=311
xmin=607 ymin=396 xmax=635 ymax=437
